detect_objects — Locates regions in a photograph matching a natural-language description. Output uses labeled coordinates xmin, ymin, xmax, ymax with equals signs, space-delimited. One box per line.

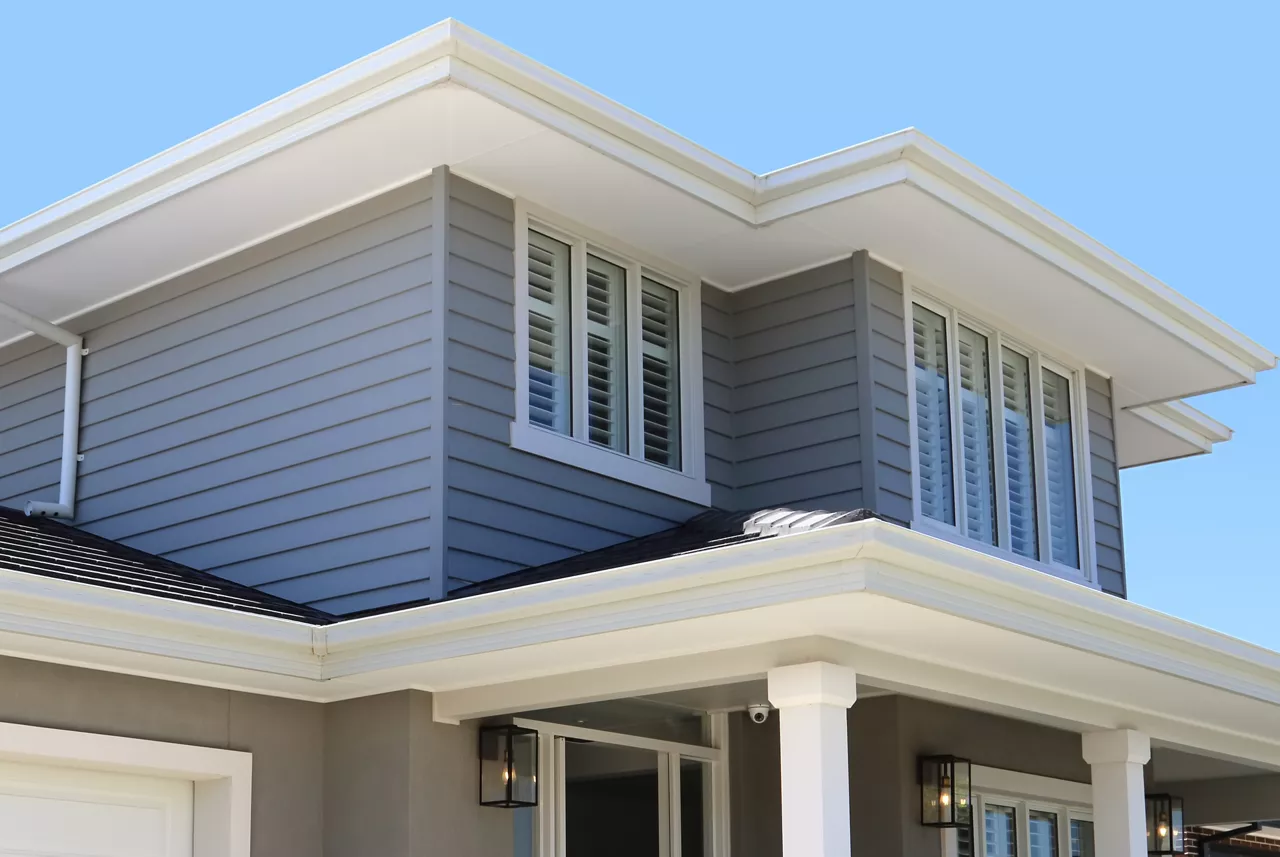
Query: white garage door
xmin=0 ymin=759 xmax=192 ymax=857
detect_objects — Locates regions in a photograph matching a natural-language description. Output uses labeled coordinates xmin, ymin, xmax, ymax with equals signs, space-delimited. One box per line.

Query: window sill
xmin=910 ymin=517 xmax=1098 ymax=590
xmin=509 ymin=421 xmax=712 ymax=506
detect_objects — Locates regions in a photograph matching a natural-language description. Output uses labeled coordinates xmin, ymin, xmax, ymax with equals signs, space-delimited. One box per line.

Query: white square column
xmin=1082 ymin=729 xmax=1151 ymax=857
xmin=768 ymin=662 xmax=859 ymax=857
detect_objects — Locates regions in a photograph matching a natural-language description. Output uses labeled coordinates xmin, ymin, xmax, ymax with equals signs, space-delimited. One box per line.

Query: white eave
xmin=7 ymin=519 xmax=1280 ymax=769
xmin=0 ymin=18 xmax=1272 ymax=467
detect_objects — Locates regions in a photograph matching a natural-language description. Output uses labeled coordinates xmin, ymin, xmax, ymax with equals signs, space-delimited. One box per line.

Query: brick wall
xmin=1186 ymin=826 xmax=1280 ymax=856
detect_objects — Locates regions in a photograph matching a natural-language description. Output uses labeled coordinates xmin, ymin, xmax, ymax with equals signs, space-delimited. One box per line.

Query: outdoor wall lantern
xmin=1146 ymin=794 xmax=1185 ymax=855
xmin=479 ymin=724 xmax=538 ymax=808
xmin=919 ymin=755 xmax=972 ymax=828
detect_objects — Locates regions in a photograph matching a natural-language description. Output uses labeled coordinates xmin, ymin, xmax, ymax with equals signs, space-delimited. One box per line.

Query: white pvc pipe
xmin=24 ymin=343 xmax=83 ymax=519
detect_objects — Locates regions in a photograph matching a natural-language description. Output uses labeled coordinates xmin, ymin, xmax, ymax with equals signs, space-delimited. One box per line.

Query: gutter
xmin=0 ymin=301 xmax=84 ymax=518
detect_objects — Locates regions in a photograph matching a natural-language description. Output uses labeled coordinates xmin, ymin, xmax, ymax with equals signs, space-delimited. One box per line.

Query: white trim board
xmin=0 ymin=721 xmax=252 ymax=857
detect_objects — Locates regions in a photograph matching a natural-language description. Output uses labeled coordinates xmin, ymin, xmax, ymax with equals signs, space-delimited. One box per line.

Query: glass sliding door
xmin=564 ymin=741 xmax=663 ymax=857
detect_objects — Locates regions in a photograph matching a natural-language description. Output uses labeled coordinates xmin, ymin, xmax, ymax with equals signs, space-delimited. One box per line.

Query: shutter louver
xmin=585 ymin=255 xmax=627 ymax=452
xmin=641 ymin=278 xmax=680 ymax=469
xmin=957 ymin=326 xmax=997 ymax=545
xmin=526 ymin=230 xmax=571 ymax=434
xmin=1000 ymin=348 xmax=1038 ymax=560
xmin=1041 ymin=368 xmax=1079 ymax=568
xmin=912 ymin=305 xmax=955 ymax=525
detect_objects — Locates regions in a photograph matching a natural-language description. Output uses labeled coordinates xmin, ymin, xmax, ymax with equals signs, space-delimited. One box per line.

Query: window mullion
xmin=947 ymin=310 xmax=967 ymax=536
xmin=991 ymin=332 xmax=1012 ymax=551
xmin=1070 ymin=371 xmax=1093 ymax=582
xmin=1028 ymin=353 xmax=1053 ymax=567
xmin=1016 ymin=801 xmax=1031 ymax=857
xmin=569 ymin=240 xmax=589 ymax=441
xmin=626 ymin=262 xmax=644 ymax=460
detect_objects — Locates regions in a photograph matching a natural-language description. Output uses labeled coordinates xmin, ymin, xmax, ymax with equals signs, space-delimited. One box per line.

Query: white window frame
xmin=904 ymin=277 xmax=1099 ymax=587
xmin=512 ymin=201 xmax=710 ymax=505
xmin=514 ymin=714 xmax=730 ymax=857
xmin=951 ymin=766 xmax=1094 ymax=857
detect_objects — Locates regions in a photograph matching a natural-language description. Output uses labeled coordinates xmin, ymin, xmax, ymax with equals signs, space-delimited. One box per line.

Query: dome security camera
xmin=747 ymin=704 xmax=772 ymax=724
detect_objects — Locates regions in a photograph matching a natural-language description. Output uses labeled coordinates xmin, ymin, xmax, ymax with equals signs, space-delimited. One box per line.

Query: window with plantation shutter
xmin=912 ymin=304 xmax=954 ymax=525
xmin=586 ymin=255 xmax=627 ymax=453
xmin=1001 ymin=348 xmax=1039 ymax=561
xmin=527 ymin=230 xmax=571 ymax=434
xmin=514 ymin=214 xmax=704 ymax=503
xmin=1041 ymin=368 xmax=1079 ymax=568
xmin=641 ymin=278 xmax=681 ymax=470
xmin=910 ymin=296 xmax=1086 ymax=580
xmin=958 ymin=326 xmax=997 ymax=546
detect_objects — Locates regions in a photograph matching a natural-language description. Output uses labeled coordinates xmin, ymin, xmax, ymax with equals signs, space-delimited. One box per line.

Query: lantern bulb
xmin=1158 ymin=825 xmax=1169 ymax=838
xmin=940 ymin=792 xmax=951 ymax=807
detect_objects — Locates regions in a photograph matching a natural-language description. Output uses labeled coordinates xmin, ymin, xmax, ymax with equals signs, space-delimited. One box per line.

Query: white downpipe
xmin=0 ymin=303 xmax=84 ymax=520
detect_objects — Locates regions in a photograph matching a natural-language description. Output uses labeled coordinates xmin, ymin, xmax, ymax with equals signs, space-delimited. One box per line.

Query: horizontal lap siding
xmin=0 ymin=179 xmax=436 ymax=614
xmin=856 ymin=255 xmax=912 ymax=524
xmin=1087 ymin=371 xmax=1126 ymax=597
xmin=443 ymin=176 xmax=699 ymax=591
xmin=702 ymin=284 xmax=736 ymax=510
xmin=730 ymin=260 xmax=862 ymax=511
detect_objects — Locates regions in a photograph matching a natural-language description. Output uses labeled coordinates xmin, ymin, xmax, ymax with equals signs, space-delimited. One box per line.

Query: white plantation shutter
xmin=585 ymin=255 xmax=628 ymax=452
xmin=912 ymin=305 xmax=955 ymax=525
xmin=1041 ymin=368 xmax=1080 ymax=568
xmin=640 ymin=278 xmax=681 ymax=469
xmin=1000 ymin=348 xmax=1038 ymax=560
xmin=527 ymin=230 xmax=571 ymax=434
xmin=957 ymin=326 xmax=997 ymax=545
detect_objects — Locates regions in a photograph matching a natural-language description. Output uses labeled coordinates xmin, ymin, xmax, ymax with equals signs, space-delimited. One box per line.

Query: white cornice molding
xmin=1 ymin=20 xmax=1272 ymax=377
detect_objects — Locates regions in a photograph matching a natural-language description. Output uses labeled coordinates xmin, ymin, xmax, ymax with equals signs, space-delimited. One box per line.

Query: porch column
xmin=767 ymin=662 xmax=859 ymax=857
xmin=1082 ymin=729 xmax=1151 ymax=857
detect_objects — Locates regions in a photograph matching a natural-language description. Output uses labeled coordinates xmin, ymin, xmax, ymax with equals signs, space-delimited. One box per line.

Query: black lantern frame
xmin=479 ymin=724 xmax=539 ymax=808
xmin=1146 ymin=793 xmax=1185 ymax=855
xmin=919 ymin=755 xmax=973 ymax=829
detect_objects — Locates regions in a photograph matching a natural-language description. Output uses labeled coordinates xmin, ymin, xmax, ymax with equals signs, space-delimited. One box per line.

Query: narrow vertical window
xmin=585 ymin=255 xmax=628 ymax=452
xmin=985 ymin=805 xmax=1018 ymax=857
xmin=527 ymin=229 xmax=572 ymax=434
xmin=912 ymin=305 xmax=955 ymax=525
xmin=1070 ymin=820 xmax=1094 ymax=857
xmin=957 ymin=326 xmax=997 ymax=545
xmin=1001 ymin=348 xmax=1039 ymax=560
xmin=1041 ymin=368 xmax=1080 ymax=568
xmin=1028 ymin=810 xmax=1059 ymax=857
xmin=641 ymin=278 xmax=681 ymax=470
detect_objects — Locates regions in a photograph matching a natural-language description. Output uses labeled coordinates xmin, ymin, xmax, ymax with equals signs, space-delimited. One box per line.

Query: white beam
xmin=769 ymin=662 xmax=858 ymax=857
xmin=1083 ymin=730 xmax=1151 ymax=857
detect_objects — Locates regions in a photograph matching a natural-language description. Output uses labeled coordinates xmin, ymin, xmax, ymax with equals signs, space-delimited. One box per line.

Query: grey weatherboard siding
xmin=0 ymin=178 xmax=437 ymax=615
xmin=0 ymin=168 xmax=1127 ymax=610
xmin=1087 ymin=370 xmax=1127 ymax=597
xmin=439 ymin=172 xmax=701 ymax=592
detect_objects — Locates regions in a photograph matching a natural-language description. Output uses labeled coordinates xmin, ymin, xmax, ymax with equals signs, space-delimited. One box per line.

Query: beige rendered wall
xmin=0 ymin=657 xmax=510 ymax=857
xmin=726 ymin=695 xmax=1093 ymax=857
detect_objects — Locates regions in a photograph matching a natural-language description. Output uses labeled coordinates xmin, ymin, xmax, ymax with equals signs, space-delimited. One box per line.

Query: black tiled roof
xmin=0 ymin=506 xmax=336 ymax=624
xmin=446 ymin=507 xmax=879 ymax=600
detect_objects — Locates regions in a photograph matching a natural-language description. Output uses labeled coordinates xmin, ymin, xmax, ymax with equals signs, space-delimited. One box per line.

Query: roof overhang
xmin=4 ymin=519 xmax=1280 ymax=772
xmin=1 ymin=20 xmax=1272 ymax=468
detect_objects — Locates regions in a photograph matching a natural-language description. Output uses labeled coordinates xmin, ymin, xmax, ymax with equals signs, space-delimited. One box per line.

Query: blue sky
xmin=4 ymin=2 xmax=1278 ymax=643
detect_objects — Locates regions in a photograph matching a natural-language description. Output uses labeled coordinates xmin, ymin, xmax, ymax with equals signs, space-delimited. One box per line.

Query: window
xmin=909 ymin=293 xmax=1089 ymax=578
xmin=510 ymin=717 xmax=727 ymax=857
xmin=514 ymin=208 xmax=708 ymax=504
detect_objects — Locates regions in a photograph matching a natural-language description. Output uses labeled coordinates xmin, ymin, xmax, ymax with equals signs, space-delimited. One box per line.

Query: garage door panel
xmin=0 ymin=761 xmax=191 ymax=857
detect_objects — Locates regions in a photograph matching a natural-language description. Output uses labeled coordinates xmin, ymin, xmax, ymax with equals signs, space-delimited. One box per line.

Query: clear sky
xmin=3 ymin=2 xmax=1278 ymax=644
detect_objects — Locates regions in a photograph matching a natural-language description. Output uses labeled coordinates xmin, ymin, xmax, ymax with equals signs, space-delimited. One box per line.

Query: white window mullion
xmin=658 ymin=751 xmax=673 ymax=857
xmin=1070 ymin=369 xmax=1095 ymax=582
xmin=1016 ymin=802 xmax=1032 ymax=857
xmin=946 ymin=310 xmax=968 ymax=536
xmin=991 ymin=331 xmax=1012 ymax=552
xmin=667 ymin=754 xmax=682 ymax=857
xmin=1028 ymin=353 xmax=1053 ymax=569
xmin=627 ymin=261 xmax=644 ymax=458
xmin=569 ymin=239 xmax=589 ymax=442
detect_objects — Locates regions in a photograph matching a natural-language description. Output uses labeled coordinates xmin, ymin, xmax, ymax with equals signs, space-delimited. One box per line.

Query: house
xmin=1 ymin=17 xmax=1278 ymax=857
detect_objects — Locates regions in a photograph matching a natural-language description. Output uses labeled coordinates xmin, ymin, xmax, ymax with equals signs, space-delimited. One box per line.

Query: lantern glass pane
xmin=479 ymin=728 xmax=510 ymax=805
xmin=510 ymin=729 xmax=538 ymax=805
xmin=921 ymin=758 xmax=943 ymax=825
xmin=1171 ymin=798 xmax=1184 ymax=854
xmin=954 ymin=759 xmax=972 ymax=828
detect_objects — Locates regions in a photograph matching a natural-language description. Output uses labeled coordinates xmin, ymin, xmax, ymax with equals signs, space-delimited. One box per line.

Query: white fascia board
xmin=1135 ymin=399 xmax=1233 ymax=444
